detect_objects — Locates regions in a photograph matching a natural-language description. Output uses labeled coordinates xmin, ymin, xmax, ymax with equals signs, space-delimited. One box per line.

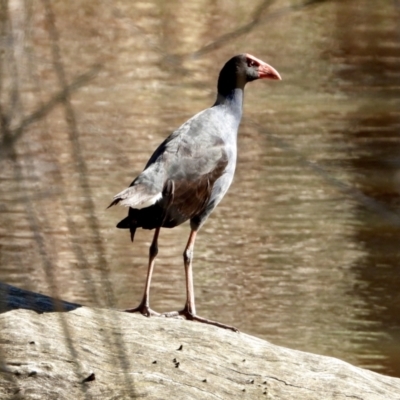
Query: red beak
xmin=258 ymin=62 xmax=281 ymax=80
xmin=246 ymin=54 xmax=282 ymax=80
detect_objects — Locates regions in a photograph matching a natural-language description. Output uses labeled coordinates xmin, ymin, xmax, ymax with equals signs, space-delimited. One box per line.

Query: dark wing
xmin=160 ymin=134 xmax=229 ymax=227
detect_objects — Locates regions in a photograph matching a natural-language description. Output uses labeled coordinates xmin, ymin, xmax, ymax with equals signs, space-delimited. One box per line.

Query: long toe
xmin=189 ymin=314 xmax=238 ymax=332
xmin=161 ymin=309 xmax=238 ymax=332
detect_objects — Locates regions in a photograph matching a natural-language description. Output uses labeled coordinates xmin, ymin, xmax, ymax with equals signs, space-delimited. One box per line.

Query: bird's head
xmin=242 ymin=53 xmax=281 ymax=82
xmin=218 ymin=53 xmax=281 ymax=96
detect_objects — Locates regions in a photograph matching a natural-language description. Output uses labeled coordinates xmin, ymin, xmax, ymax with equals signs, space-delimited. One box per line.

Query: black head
xmin=217 ymin=54 xmax=281 ymax=96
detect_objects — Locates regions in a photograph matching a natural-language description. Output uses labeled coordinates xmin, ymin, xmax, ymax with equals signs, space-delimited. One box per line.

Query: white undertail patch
xmin=118 ymin=191 xmax=163 ymax=209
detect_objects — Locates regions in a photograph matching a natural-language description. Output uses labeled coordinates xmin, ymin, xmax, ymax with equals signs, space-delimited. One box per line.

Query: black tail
xmin=116 ymin=216 xmax=130 ymax=229
xmin=116 ymin=216 xmax=137 ymax=242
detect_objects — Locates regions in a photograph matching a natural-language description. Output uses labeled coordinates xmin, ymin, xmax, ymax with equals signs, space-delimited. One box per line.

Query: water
xmin=1 ymin=0 xmax=400 ymax=377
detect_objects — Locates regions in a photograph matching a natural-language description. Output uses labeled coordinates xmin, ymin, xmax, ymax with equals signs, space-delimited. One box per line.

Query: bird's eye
xmin=248 ymin=60 xmax=257 ymax=68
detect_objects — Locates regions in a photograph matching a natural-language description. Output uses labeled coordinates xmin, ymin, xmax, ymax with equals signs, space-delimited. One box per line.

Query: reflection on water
xmin=1 ymin=0 xmax=400 ymax=377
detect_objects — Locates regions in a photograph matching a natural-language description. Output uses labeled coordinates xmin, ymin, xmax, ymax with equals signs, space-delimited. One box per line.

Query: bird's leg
xmin=162 ymin=229 xmax=238 ymax=332
xmin=125 ymin=227 xmax=160 ymax=317
xmin=183 ymin=229 xmax=197 ymax=315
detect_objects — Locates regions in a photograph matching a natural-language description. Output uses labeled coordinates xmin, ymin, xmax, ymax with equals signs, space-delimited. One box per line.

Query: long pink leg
xmin=126 ymin=227 xmax=160 ymax=317
xmin=163 ymin=229 xmax=238 ymax=332
xmin=183 ymin=229 xmax=197 ymax=315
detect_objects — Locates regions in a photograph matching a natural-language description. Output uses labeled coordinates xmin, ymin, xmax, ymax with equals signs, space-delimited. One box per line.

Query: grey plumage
xmin=108 ymin=53 xmax=281 ymax=330
xmin=110 ymin=104 xmax=240 ymax=238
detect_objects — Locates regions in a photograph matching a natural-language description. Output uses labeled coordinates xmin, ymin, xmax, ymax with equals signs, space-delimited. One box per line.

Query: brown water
xmin=1 ymin=0 xmax=400 ymax=377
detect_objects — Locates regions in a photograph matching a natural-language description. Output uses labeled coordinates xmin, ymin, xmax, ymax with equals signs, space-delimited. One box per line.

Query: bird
xmin=108 ymin=54 xmax=281 ymax=331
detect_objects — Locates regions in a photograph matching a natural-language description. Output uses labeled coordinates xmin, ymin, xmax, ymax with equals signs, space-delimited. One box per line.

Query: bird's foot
xmin=125 ymin=303 xmax=160 ymax=317
xmin=162 ymin=308 xmax=238 ymax=332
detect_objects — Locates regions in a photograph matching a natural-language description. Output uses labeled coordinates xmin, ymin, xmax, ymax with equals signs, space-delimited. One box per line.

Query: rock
xmin=0 ymin=283 xmax=399 ymax=399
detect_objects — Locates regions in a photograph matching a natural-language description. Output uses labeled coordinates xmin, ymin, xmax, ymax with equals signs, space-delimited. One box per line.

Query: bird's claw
xmin=125 ymin=304 xmax=160 ymax=317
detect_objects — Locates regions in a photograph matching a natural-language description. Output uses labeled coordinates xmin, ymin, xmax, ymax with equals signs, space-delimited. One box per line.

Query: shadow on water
xmin=0 ymin=1 xmax=136 ymax=394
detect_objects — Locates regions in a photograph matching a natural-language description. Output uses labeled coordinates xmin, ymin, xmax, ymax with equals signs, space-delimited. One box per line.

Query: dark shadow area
xmin=0 ymin=282 xmax=81 ymax=313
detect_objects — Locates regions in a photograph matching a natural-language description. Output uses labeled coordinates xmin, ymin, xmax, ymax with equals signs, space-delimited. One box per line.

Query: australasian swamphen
xmin=109 ymin=54 xmax=281 ymax=331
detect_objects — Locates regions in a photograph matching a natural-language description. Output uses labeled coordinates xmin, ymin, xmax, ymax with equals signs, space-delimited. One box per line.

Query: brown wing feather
xmin=172 ymin=175 xmax=212 ymax=217
xmin=161 ymin=152 xmax=228 ymax=227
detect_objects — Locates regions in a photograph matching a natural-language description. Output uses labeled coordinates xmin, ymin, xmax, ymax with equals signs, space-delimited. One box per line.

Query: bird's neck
xmin=213 ymin=88 xmax=244 ymax=118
